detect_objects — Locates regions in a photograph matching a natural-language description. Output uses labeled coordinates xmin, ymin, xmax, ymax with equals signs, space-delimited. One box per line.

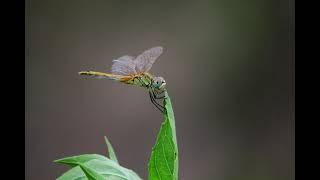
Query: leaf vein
xmin=161 ymin=140 xmax=173 ymax=177
xmin=154 ymin=148 xmax=162 ymax=180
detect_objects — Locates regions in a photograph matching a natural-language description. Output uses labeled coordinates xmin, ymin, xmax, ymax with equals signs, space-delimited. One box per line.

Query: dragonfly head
xmin=152 ymin=76 xmax=166 ymax=90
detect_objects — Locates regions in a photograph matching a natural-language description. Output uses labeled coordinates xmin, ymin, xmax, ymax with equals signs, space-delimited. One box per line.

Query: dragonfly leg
xmin=152 ymin=89 xmax=166 ymax=99
xmin=149 ymin=89 xmax=164 ymax=113
xmin=151 ymin=89 xmax=165 ymax=107
xmin=149 ymin=92 xmax=164 ymax=113
xmin=151 ymin=93 xmax=164 ymax=109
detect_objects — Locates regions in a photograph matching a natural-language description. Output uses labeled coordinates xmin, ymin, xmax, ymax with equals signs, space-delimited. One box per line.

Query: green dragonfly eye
xmin=152 ymin=77 xmax=166 ymax=89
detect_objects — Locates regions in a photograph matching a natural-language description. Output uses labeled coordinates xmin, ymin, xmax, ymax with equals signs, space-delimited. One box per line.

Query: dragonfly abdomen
xmin=79 ymin=71 xmax=125 ymax=80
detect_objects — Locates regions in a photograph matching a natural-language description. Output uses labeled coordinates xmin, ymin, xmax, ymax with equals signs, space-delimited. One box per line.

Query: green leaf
xmin=79 ymin=163 xmax=106 ymax=180
xmin=56 ymin=159 xmax=126 ymax=180
xmin=55 ymin=156 xmax=142 ymax=180
xmin=148 ymin=91 xmax=179 ymax=180
xmin=54 ymin=154 xmax=108 ymax=167
xmin=56 ymin=166 xmax=86 ymax=180
xmin=104 ymin=136 xmax=119 ymax=164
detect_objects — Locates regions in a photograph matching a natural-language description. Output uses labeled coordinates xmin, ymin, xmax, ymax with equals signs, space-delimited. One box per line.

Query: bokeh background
xmin=25 ymin=0 xmax=294 ymax=179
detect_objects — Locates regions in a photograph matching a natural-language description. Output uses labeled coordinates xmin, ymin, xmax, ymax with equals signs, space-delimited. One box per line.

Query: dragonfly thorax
xmin=152 ymin=76 xmax=166 ymax=90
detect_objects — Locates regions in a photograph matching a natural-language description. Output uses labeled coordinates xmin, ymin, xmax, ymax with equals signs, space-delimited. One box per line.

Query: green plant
xmin=54 ymin=91 xmax=178 ymax=180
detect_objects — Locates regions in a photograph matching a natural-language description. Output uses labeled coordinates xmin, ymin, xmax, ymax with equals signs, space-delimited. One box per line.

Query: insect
xmin=79 ymin=46 xmax=167 ymax=113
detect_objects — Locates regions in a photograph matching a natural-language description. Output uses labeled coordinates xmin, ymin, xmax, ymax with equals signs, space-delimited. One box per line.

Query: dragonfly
xmin=79 ymin=46 xmax=167 ymax=113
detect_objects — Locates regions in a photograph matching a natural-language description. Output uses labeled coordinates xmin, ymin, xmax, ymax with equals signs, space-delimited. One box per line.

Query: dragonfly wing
xmin=134 ymin=46 xmax=163 ymax=73
xmin=111 ymin=55 xmax=137 ymax=75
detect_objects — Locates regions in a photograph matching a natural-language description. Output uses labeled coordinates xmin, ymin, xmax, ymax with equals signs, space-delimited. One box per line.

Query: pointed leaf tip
xmin=104 ymin=136 xmax=119 ymax=164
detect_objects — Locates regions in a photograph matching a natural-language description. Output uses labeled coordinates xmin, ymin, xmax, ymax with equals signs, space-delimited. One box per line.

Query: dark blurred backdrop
xmin=25 ymin=0 xmax=294 ymax=179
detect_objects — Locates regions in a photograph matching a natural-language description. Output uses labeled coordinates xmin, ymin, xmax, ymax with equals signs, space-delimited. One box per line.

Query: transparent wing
xmin=111 ymin=55 xmax=137 ymax=75
xmin=134 ymin=46 xmax=163 ymax=73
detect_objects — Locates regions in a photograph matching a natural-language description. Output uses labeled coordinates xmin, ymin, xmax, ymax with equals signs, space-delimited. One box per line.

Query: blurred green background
xmin=25 ymin=0 xmax=294 ymax=179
